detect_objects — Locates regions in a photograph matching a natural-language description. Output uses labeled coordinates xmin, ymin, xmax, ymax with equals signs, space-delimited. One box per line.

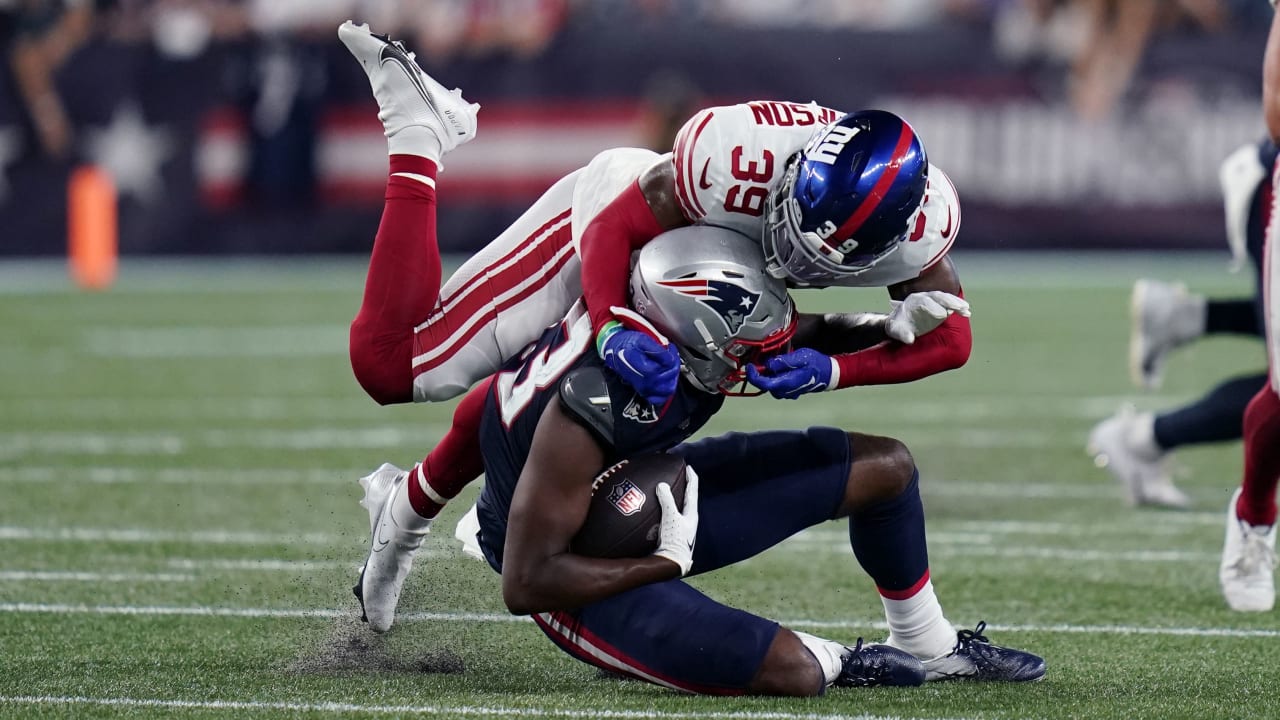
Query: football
xmin=571 ymin=452 xmax=688 ymax=559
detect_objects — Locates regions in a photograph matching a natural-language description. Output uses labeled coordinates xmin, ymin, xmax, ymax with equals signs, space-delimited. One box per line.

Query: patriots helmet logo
xmin=657 ymin=278 xmax=761 ymax=334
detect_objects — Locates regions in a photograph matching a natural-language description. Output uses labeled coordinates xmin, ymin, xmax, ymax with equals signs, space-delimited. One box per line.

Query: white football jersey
xmin=570 ymin=101 xmax=960 ymax=288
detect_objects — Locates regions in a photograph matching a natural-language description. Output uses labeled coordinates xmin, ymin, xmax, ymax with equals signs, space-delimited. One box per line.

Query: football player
xmin=1219 ymin=2 xmax=1280 ymax=613
xmin=337 ymin=22 xmax=970 ymax=630
xmin=358 ymin=226 xmax=1043 ymax=694
xmin=1088 ymin=139 xmax=1275 ymax=509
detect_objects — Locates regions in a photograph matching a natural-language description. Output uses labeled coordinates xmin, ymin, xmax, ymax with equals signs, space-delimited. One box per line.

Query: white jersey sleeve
xmin=672 ymin=101 xmax=844 ymax=240
xmin=822 ymin=163 xmax=960 ymax=288
xmin=569 ymin=147 xmax=666 ymax=254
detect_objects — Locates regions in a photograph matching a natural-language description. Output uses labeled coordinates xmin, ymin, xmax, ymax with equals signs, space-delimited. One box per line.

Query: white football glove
xmin=885 ymin=291 xmax=971 ymax=345
xmin=653 ymin=466 xmax=699 ymax=576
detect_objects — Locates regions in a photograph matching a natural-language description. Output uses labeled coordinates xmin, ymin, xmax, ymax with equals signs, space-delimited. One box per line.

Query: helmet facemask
xmin=682 ymin=309 xmax=797 ymax=396
xmin=764 ymin=111 xmax=929 ymax=286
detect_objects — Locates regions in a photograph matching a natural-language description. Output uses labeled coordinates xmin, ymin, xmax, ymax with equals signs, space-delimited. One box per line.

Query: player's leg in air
xmin=532 ymin=428 xmax=1044 ymax=694
xmin=338 ymin=22 xmax=584 ymax=631
xmin=1220 ymin=155 xmax=1280 ymax=612
xmin=1089 ymin=141 xmax=1274 ymax=509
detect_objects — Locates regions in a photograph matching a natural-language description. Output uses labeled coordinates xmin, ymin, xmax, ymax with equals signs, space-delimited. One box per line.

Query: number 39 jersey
xmin=671 ymin=101 xmax=960 ymax=288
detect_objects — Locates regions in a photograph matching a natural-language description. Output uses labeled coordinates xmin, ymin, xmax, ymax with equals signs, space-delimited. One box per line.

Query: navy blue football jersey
xmin=474 ymin=300 xmax=724 ymax=571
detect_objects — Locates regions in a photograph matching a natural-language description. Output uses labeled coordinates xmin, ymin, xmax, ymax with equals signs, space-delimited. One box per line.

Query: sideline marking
xmin=1 ymin=603 xmax=1275 ymax=639
xmin=0 ymin=694 xmax=972 ymax=720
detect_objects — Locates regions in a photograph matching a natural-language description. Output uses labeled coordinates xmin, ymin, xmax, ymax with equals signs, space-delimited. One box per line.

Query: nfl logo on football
xmin=607 ymin=480 xmax=646 ymax=516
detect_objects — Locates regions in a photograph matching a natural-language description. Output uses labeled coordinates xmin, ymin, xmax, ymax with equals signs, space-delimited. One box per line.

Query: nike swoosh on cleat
xmin=372 ymin=519 xmax=393 ymax=552
xmin=377 ymin=44 xmax=467 ymax=137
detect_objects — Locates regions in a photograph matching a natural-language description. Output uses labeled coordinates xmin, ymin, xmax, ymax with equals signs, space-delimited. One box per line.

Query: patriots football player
xmin=357 ymin=226 xmax=1043 ymax=694
xmin=337 ymin=22 xmax=969 ymax=630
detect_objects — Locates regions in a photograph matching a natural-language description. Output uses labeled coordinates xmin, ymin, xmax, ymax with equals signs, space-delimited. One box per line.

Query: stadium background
xmin=1 ymin=0 xmax=1274 ymax=257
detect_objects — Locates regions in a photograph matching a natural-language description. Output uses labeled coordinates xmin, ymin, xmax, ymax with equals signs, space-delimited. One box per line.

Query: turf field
xmin=1 ymin=251 xmax=1277 ymax=719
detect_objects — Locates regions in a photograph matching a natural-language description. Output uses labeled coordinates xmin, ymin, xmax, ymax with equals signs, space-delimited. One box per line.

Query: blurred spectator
xmin=1 ymin=0 xmax=93 ymax=159
xmin=361 ymin=0 xmax=569 ymax=64
xmin=705 ymin=0 xmax=982 ymax=29
xmin=994 ymin=0 xmax=1230 ymax=121
xmin=636 ymin=69 xmax=701 ymax=153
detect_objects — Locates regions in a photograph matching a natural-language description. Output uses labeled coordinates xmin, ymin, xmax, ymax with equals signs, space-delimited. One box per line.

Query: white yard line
xmin=0 ymin=466 xmax=1122 ymax=502
xmin=0 ymin=466 xmax=361 ymax=485
xmin=0 ymin=525 xmax=344 ymax=545
xmin=0 ymin=517 xmax=1208 ymax=550
xmin=0 ymin=695 xmax=974 ymax=720
xmin=772 ymin=542 xmax=1217 ymax=563
xmin=5 ymin=393 xmax=1185 ymax=422
xmin=164 ymin=558 xmax=364 ymax=571
xmin=0 ymin=251 xmax=1243 ymax=293
xmin=0 ymin=559 xmax=374 ymax=580
xmin=83 ymin=326 xmax=347 ymax=358
xmin=0 ymin=426 xmax=451 ymax=458
xmin=0 ymin=603 xmax=1275 ymax=639
xmin=0 ymin=571 xmax=194 ymax=582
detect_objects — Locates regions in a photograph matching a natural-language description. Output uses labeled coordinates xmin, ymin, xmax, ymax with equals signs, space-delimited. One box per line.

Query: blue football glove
xmin=598 ymin=322 xmax=681 ymax=406
xmin=745 ymin=348 xmax=835 ymax=400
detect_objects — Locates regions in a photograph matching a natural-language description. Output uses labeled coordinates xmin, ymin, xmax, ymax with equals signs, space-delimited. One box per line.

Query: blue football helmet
xmin=764 ymin=110 xmax=929 ymax=285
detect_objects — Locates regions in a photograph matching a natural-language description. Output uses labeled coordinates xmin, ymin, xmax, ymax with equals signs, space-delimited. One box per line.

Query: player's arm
xmin=578 ymin=161 xmax=690 ymax=404
xmin=1264 ymin=3 xmax=1280 ymax=144
xmin=827 ymin=256 xmax=972 ymax=387
xmin=748 ymin=258 xmax=971 ymax=399
xmin=792 ymin=311 xmax=892 ymax=356
xmin=580 ymin=161 xmax=689 ymax=330
xmin=501 ymin=396 xmax=682 ymax=616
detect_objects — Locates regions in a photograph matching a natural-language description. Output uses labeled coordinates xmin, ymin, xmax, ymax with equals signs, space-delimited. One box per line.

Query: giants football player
xmin=336 ymin=22 xmax=970 ymax=633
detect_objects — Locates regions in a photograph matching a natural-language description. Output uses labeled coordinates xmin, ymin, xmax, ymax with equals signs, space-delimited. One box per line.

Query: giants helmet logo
xmin=657 ymin=278 xmax=761 ymax=334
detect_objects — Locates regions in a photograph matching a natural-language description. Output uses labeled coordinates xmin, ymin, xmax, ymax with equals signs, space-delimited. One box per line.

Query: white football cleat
xmin=1128 ymin=279 xmax=1206 ymax=391
xmin=1086 ymin=406 xmax=1191 ymax=509
xmin=1220 ymin=488 xmax=1277 ymax=612
xmin=354 ymin=462 xmax=431 ymax=633
xmin=338 ymin=21 xmax=478 ymax=155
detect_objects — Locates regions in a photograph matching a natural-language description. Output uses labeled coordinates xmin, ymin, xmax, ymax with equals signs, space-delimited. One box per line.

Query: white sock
xmin=388 ymin=471 xmax=434 ymax=535
xmin=880 ymin=579 xmax=956 ymax=660
xmin=387 ymin=126 xmax=444 ymax=167
xmin=794 ymin=631 xmax=846 ymax=685
xmin=1183 ymin=294 xmax=1208 ymax=340
xmin=1127 ymin=411 xmax=1164 ymax=459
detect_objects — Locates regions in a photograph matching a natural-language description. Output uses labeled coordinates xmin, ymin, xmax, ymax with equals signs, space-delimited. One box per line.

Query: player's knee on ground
xmin=748 ymin=628 xmax=825 ymax=696
xmin=839 ymin=433 xmax=916 ymax=515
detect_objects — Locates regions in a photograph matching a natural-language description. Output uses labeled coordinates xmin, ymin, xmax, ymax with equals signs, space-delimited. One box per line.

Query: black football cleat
xmin=833 ymin=638 xmax=927 ymax=688
xmin=923 ymin=621 xmax=1046 ymax=682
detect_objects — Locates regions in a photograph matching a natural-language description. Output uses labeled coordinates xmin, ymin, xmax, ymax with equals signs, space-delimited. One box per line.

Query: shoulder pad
xmin=558 ymin=367 xmax=617 ymax=447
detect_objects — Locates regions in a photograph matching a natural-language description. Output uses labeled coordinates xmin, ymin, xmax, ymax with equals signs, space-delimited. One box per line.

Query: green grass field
xmin=2 ymin=251 xmax=1278 ymax=719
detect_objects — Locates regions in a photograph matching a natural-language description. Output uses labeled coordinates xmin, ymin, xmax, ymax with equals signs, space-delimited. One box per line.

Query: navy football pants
xmin=532 ymin=426 xmax=851 ymax=694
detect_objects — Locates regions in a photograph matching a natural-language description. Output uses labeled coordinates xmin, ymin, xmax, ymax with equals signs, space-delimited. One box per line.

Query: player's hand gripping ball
xmin=571 ymin=452 xmax=689 ymax=559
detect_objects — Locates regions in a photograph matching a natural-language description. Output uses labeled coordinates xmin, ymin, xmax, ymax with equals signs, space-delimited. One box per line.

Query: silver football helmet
xmin=629 ymin=225 xmax=796 ymax=394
